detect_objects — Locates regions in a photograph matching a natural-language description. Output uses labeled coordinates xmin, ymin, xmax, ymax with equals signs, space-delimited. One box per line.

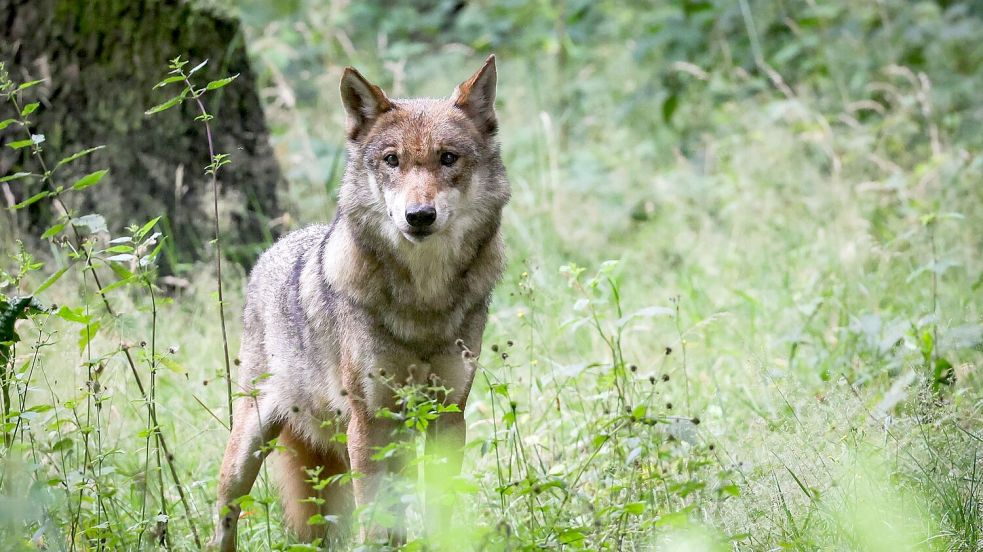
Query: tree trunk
xmin=0 ymin=0 xmax=284 ymax=271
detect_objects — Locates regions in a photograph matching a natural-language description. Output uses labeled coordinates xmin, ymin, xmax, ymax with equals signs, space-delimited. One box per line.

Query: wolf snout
xmin=405 ymin=204 xmax=437 ymax=228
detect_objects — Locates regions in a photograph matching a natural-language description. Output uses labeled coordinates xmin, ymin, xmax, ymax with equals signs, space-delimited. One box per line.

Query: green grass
xmin=2 ymin=1 xmax=982 ymax=550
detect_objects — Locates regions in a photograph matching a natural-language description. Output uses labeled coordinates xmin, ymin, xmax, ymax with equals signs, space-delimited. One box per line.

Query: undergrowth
xmin=1 ymin=0 xmax=982 ymax=550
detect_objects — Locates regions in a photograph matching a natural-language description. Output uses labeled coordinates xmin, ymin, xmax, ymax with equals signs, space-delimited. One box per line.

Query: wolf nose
xmin=405 ymin=204 xmax=437 ymax=228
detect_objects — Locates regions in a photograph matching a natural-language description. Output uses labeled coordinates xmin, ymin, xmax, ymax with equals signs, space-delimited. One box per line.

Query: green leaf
xmin=205 ymin=74 xmax=238 ymax=91
xmin=10 ymin=191 xmax=49 ymax=210
xmin=159 ymin=356 xmax=186 ymax=375
xmin=0 ymin=119 xmax=17 ymax=130
xmin=41 ymin=223 xmax=65 ymax=240
xmin=0 ymin=172 xmax=35 ymax=183
xmin=134 ymin=216 xmax=162 ymax=240
xmin=140 ymin=236 xmax=167 ymax=268
xmin=1 ymin=296 xmax=45 ymax=345
xmin=145 ymin=95 xmax=184 ymax=115
xmin=153 ymin=75 xmax=185 ymax=89
xmin=55 ymin=305 xmax=90 ymax=324
xmin=558 ymin=529 xmax=586 ymax=546
xmin=78 ymin=321 xmax=101 ymax=351
xmin=97 ymin=274 xmax=136 ymax=296
xmin=6 ymin=139 xmax=34 ymax=150
xmin=71 ymin=169 xmax=109 ymax=191
xmin=56 ymin=146 xmax=105 ymax=168
xmin=623 ymin=502 xmax=646 ymax=515
xmin=108 ymin=259 xmax=134 ymax=281
xmin=934 ymin=357 xmax=955 ymax=386
xmin=187 ymin=59 xmax=208 ymax=76
xmin=33 ymin=266 xmax=69 ymax=295
xmin=20 ymin=102 xmax=39 ymax=117
xmin=104 ymin=253 xmax=135 ymax=263
xmin=16 ymin=79 xmax=44 ymax=91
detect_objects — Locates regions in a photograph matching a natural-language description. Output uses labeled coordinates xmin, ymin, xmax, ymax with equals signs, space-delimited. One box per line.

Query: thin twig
xmin=180 ymin=70 xmax=235 ymax=431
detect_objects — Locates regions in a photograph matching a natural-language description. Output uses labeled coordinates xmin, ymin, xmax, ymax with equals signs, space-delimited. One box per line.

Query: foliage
xmin=0 ymin=0 xmax=982 ymax=550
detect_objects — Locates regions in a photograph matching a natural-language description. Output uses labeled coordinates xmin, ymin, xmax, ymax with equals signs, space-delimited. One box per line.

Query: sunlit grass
xmin=1 ymin=1 xmax=982 ymax=550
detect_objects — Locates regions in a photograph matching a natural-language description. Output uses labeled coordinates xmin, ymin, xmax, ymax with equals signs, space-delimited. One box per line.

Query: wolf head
xmin=338 ymin=56 xmax=509 ymax=254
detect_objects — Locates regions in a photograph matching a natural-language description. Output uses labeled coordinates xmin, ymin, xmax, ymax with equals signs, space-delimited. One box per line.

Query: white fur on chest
xmin=393 ymin=232 xmax=461 ymax=305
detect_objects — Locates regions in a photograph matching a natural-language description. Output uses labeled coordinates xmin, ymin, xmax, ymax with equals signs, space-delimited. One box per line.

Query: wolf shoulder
xmin=242 ymin=224 xmax=334 ymax=322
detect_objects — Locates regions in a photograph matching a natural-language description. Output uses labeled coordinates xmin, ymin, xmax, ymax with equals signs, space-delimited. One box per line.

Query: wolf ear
xmin=452 ymin=55 xmax=498 ymax=134
xmin=340 ymin=67 xmax=393 ymax=140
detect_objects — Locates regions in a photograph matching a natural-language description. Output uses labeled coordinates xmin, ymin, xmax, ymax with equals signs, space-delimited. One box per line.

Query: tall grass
xmin=1 ymin=0 xmax=981 ymax=550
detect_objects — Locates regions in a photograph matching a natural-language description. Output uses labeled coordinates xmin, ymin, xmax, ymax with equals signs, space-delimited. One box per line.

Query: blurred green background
xmin=1 ymin=0 xmax=981 ymax=549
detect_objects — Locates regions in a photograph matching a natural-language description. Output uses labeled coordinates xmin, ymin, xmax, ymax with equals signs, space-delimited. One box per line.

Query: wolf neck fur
xmin=322 ymin=204 xmax=496 ymax=312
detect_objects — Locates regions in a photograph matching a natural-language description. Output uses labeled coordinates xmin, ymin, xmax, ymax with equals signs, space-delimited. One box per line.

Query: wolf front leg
xmin=347 ymin=392 xmax=412 ymax=545
xmin=341 ymin=350 xmax=410 ymax=546
xmin=209 ymin=397 xmax=283 ymax=552
xmin=425 ymin=407 xmax=466 ymax=534
xmin=424 ymin=351 xmax=476 ymax=538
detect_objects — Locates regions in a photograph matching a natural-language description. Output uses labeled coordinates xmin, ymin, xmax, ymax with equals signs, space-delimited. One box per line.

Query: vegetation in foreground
xmin=1 ymin=1 xmax=982 ymax=550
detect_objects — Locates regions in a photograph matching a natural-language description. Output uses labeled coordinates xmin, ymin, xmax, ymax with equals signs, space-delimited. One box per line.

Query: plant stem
xmin=182 ymin=72 xmax=234 ymax=431
xmin=8 ymin=95 xmax=202 ymax=548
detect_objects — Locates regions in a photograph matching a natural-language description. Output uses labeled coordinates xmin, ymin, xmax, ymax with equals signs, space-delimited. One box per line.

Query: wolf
xmin=208 ymin=55 xmax=509 ymax=551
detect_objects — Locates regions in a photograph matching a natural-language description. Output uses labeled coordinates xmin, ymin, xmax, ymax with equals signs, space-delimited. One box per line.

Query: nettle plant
xmin=0 ymin=56 xmax=236 ymax=549
xmin=147 ymin=56 xmax=238 ymax=429
xmin=0 ymin=61 xmax=193 ymax=548
xmin=465 ymin=261 xmax=738 ymax=549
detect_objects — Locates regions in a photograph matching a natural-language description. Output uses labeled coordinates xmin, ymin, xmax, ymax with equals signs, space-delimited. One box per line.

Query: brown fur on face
xmin=339 ymin=55 xmax=499 ymax=233
xmin=362 ymin=102 xmax=483 ymax=205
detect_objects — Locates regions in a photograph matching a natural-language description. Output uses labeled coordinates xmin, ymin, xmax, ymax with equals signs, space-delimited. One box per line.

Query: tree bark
xmin=0 ymin=0 xmax=284 ymax=271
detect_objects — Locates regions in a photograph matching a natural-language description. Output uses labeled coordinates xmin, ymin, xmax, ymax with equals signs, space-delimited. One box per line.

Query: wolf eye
xmin=383 ymin=153 xmax=399 ymax=168
xmin=440 ymin=152 xmax=459 ymax=166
